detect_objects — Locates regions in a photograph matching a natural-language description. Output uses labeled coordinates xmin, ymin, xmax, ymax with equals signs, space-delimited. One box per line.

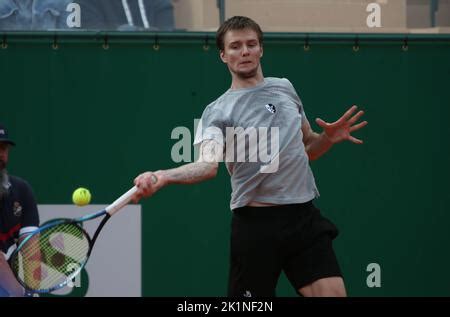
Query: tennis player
xmin=133 ymin=16 xmax=367 ymax=297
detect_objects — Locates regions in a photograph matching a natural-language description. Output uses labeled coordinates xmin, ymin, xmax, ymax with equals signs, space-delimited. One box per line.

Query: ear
xmin=220 ymin=50 xmax=227 ymax=64
xmin=260 ymin=46 xmax=263 ymax=58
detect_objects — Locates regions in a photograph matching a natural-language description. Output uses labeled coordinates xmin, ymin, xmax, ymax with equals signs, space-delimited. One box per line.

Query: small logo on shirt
xmin=13 ymin=202 xmax=23 ymax=217
xmin=265 ymin=103 xmax=276 ymax=114
xmin=243 ymin=290 xmax=252 ymax=297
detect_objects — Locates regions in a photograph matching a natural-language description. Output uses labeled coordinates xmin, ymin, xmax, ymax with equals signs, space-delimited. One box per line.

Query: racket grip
xmin=105 ymin=186 xmax=138 ymax=216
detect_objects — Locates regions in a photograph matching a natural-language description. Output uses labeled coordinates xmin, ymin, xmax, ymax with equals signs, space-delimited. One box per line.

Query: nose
xmin=242 ymin=45 xmax=250 ymax=56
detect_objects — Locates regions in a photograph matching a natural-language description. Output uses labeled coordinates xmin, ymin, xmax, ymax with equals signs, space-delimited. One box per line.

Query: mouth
xmin=239 ymin=61 xmax=252 ymax=65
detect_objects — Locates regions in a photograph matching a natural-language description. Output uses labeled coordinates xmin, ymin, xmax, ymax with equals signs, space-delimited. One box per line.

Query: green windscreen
xmin=1 ymin=32 xmax=449 ymax=296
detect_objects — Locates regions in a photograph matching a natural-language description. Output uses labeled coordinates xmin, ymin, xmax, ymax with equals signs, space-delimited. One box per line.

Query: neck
xmin=230 ymin=66 xmax=264 ymax=90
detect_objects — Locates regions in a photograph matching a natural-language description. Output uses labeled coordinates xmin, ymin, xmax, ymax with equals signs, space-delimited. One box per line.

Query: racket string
xmin=11 ymin=223 xmax=91 ymax=291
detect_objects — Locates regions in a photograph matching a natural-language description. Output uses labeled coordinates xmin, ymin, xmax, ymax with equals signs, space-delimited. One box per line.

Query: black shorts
xmin=228 ymin=201 xmax=343 ymax=297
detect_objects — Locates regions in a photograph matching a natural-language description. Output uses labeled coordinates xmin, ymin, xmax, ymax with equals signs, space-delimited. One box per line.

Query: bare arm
xmin=302 ymin=116 xmax=333 ymax=161
xmin=18 ymin=233 xmax=41 ymax=292
xmin=302 ymin=105 xmax=367 ymax=161
xmin=133 ymin=140 xmax=222 ymax=201
xmin=0 ymin=253 xmax=23 ymax=297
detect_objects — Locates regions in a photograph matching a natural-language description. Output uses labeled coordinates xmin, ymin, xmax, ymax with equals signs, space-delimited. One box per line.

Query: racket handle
xmin=105 ymin=186 xmax=138 ymax=216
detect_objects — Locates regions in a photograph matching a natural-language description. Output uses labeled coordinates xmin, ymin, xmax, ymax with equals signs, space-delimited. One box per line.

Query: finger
xmin=348 ymin=135 xmax=363 ymax=144
xmin=347 ymin=110 xmax=365 ymax=125
xmin=135 ymin=174 xmax=148 ymax=187
xmin=135 ymin=186 xmax=144 ymax=196
xmin=143 ymin=188 xmax=154 ymax=198
xmin=337 ymin=105 xmax=358 ymax=124
xmin=141 ymin=186 xmax=152 ymax=197
xmin=315 ymin=118 xmax=328 ymax=128
xmin=140 ymin=176 xmax=150 ymax=191
xmin=145 ymin=174 xmax=156 ymax=187
xmin=349 ymin=120 xmax=368 ymax=132
xmin=135 ymin=180 xmax=145 ymax=189
xmin=132 ymin=193 xmax=142 ymax=204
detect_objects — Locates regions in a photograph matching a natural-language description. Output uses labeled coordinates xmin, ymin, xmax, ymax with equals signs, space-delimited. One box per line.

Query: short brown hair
xmin=216 ymin=16 xmax=263 ymax=51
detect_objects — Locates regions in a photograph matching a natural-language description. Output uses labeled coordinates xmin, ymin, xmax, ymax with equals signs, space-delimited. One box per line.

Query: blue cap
xmin=0 ymin=124 xmax=16 ymax=146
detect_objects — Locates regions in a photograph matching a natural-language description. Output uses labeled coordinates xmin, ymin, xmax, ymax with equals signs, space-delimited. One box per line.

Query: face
xmin=220 ymin=28 xmax=263 ymax=79
xmin=0 ymin=142 xmax=10 ymax=171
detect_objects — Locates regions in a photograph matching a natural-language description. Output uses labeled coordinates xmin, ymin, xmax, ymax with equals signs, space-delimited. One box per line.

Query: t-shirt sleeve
xmin=18 ymin=180 xmax=39 ymax=236
xmin=282 ymin=78 xmax=307 ymax=119
xmin=193 ymin=106 xmax=226 ymax=147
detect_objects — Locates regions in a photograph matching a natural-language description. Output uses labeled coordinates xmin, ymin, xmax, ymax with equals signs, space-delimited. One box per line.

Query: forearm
xmin=158 ymin=162 xmax=218 ymax=186
xmin=134 ymin=140 xmax=220 ymax=200
xmin=305 ymin=132 xmax=334 ymax=161
xmin=19 ymin=235 xmax=41 ymax=291
xmin=0 ymin=254 xmax=23 ymax=297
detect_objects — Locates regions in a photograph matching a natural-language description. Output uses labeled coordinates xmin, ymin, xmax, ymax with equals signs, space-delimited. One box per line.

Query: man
xmin=133 ymin=16 xmax=367 ymax=297
xmin=0 ymin=0 xmax=73 ymax=30
xmin=78 ymin=0 xmax=174 ymax=31
xmin=0 ymin=124 xmax=39 ymax=297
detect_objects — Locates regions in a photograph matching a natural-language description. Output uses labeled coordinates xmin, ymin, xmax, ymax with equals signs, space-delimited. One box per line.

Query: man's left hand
xmin=315 ymin=105 xmax=368 ymax=144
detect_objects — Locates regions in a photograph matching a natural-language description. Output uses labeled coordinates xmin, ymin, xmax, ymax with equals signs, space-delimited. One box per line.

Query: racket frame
xmin=9 ymin=185 xmax=138 ymax=294
xmin=10 ymin=210 xmax=107 ymax=293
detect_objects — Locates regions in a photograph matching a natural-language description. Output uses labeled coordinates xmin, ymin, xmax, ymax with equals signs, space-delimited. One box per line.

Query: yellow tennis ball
xmin=72 ymin=188 xmax=91 ymax=206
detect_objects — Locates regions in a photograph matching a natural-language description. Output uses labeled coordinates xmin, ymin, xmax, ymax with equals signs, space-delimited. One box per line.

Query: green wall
xmin=1 ymin=33 xmax=449 ymax=296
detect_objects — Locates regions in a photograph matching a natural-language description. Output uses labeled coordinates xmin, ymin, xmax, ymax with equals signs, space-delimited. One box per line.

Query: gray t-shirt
xmin=194 ymin=77 xmax=319 ymax=210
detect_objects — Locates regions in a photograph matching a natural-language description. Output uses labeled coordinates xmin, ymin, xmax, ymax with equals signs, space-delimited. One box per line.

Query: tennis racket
xmin=8 ymin=185 xmax=142 ymax=294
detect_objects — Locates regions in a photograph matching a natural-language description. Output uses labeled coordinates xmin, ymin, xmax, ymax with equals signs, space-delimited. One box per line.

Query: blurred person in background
xmin=78 ymin=0 xmax=174 ymax=31
xmin=0 ymin=124 xmax=39 ymax=297
xmin=0 ymin=0 xmax=73 ymax=30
